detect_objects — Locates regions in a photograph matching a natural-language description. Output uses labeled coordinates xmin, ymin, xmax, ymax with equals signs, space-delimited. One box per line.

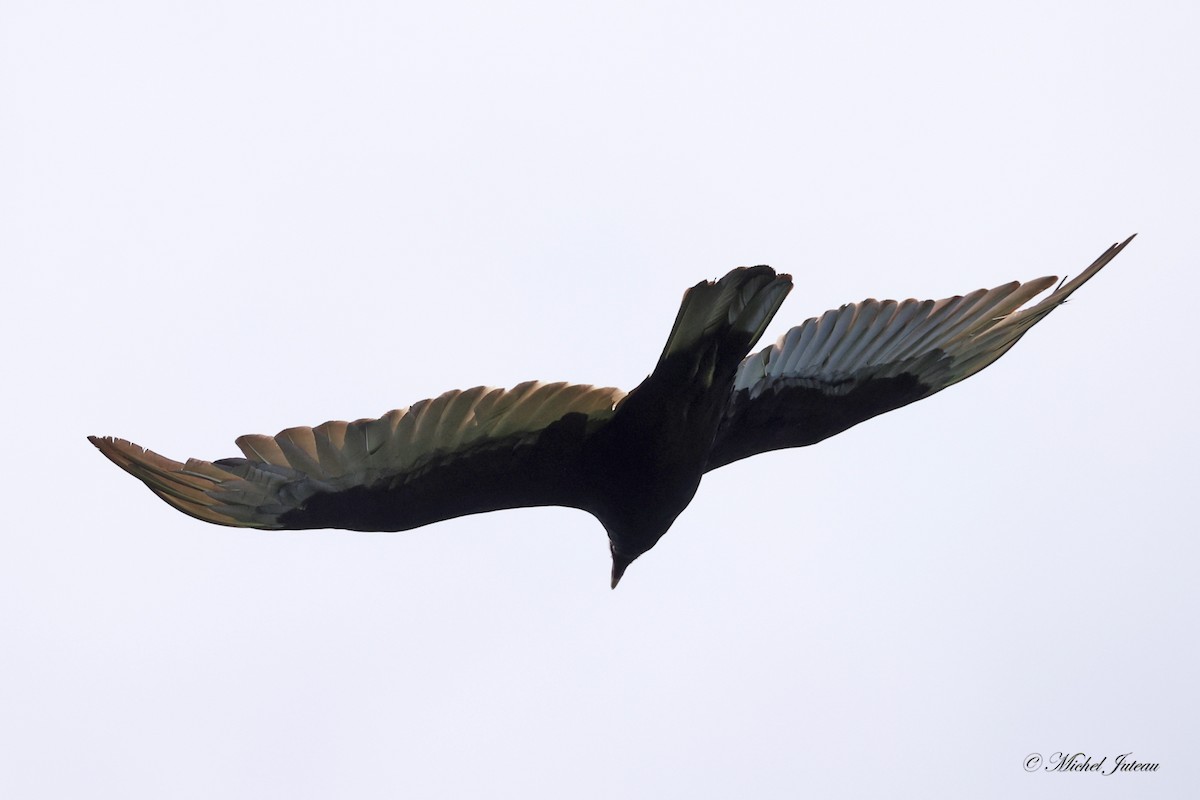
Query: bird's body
xmin=581 ymin=266 xmax=792 ymax=580
xmin=92 ymin=237 xmax=1134 ymax=586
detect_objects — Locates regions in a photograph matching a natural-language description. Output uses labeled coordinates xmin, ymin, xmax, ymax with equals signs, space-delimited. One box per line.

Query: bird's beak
xmin=611 ymin=552 xmax=635 ymax=589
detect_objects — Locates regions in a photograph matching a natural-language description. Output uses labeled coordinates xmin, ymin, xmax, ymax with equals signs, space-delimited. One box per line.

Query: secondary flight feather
xmin=92 ymin=236 xmax=1134 ymax=586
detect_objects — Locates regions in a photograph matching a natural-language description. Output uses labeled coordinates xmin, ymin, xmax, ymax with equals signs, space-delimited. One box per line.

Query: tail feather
xmin=660 ymin=266 xmax=793 ymax=362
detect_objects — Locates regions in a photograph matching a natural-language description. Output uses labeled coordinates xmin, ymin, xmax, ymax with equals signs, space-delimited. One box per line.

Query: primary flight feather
xmin=91 ymin=236 xmax=1134 ymax=586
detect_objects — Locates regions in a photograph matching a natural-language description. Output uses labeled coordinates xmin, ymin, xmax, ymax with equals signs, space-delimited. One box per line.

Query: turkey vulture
xmin=91 ymin=236 xmax=1134 ymax=587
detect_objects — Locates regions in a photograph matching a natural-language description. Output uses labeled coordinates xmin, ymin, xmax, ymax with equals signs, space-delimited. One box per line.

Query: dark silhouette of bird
xmin=91 ymin=236 xmax=1134 ymax=587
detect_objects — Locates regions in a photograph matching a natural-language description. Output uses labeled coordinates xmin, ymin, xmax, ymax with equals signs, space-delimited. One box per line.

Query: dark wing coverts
xmin=91 ymin=381 xmax=626 ymax=530
xmin=705 ymin=236 xmax=1134 ymax=470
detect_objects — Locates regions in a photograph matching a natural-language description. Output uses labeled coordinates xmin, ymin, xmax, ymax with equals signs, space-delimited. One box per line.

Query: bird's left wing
xmin=91 ymin=381 xmax=626 ymax=531
xmin=704 ymin=236 xmax=1133 ymax=471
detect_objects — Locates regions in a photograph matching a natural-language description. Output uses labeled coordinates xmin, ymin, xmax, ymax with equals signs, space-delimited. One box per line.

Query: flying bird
xmin=91 ymin=236 xmax=1134 ymax=587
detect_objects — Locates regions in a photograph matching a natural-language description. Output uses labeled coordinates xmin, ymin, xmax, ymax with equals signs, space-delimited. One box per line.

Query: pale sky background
xmin=2 ymin=1 xmax=1197 ymax=798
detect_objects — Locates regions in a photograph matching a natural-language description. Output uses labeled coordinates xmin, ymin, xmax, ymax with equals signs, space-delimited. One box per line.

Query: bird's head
xmin=601 ymin=502 xmax=683 ymax=589
xmin=606 ymin=518 xmax=674 ymax=589
xmin=609 ymin=543 xmax=638 ymax=589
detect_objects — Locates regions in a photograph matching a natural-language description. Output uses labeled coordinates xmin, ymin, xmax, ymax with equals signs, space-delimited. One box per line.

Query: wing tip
xmin=89 ymin=434 xmax=275 ymax=529
xmin=89 ymin=434 xmax=153 ymax=469
xmin=1041 ymin=233 xmax=1136 ymax=305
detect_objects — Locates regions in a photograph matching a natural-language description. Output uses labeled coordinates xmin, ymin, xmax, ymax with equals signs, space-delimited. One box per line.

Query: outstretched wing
xmin=704 ymin=236 xmax=1133 ymax=471
xmin=91 ymin=381 xmax=626 ymax=531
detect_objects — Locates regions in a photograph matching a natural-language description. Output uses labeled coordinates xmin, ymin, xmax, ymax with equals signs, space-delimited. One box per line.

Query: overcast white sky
xmin=3 ymin=1 xmax=1197 ymax=798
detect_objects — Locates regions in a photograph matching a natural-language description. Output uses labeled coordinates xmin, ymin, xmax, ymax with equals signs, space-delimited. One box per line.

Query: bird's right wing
xmin=91 ymin=381 xmax=626 ymax=531
xmin=704 ymin=236 xmax=1133 ymax=471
